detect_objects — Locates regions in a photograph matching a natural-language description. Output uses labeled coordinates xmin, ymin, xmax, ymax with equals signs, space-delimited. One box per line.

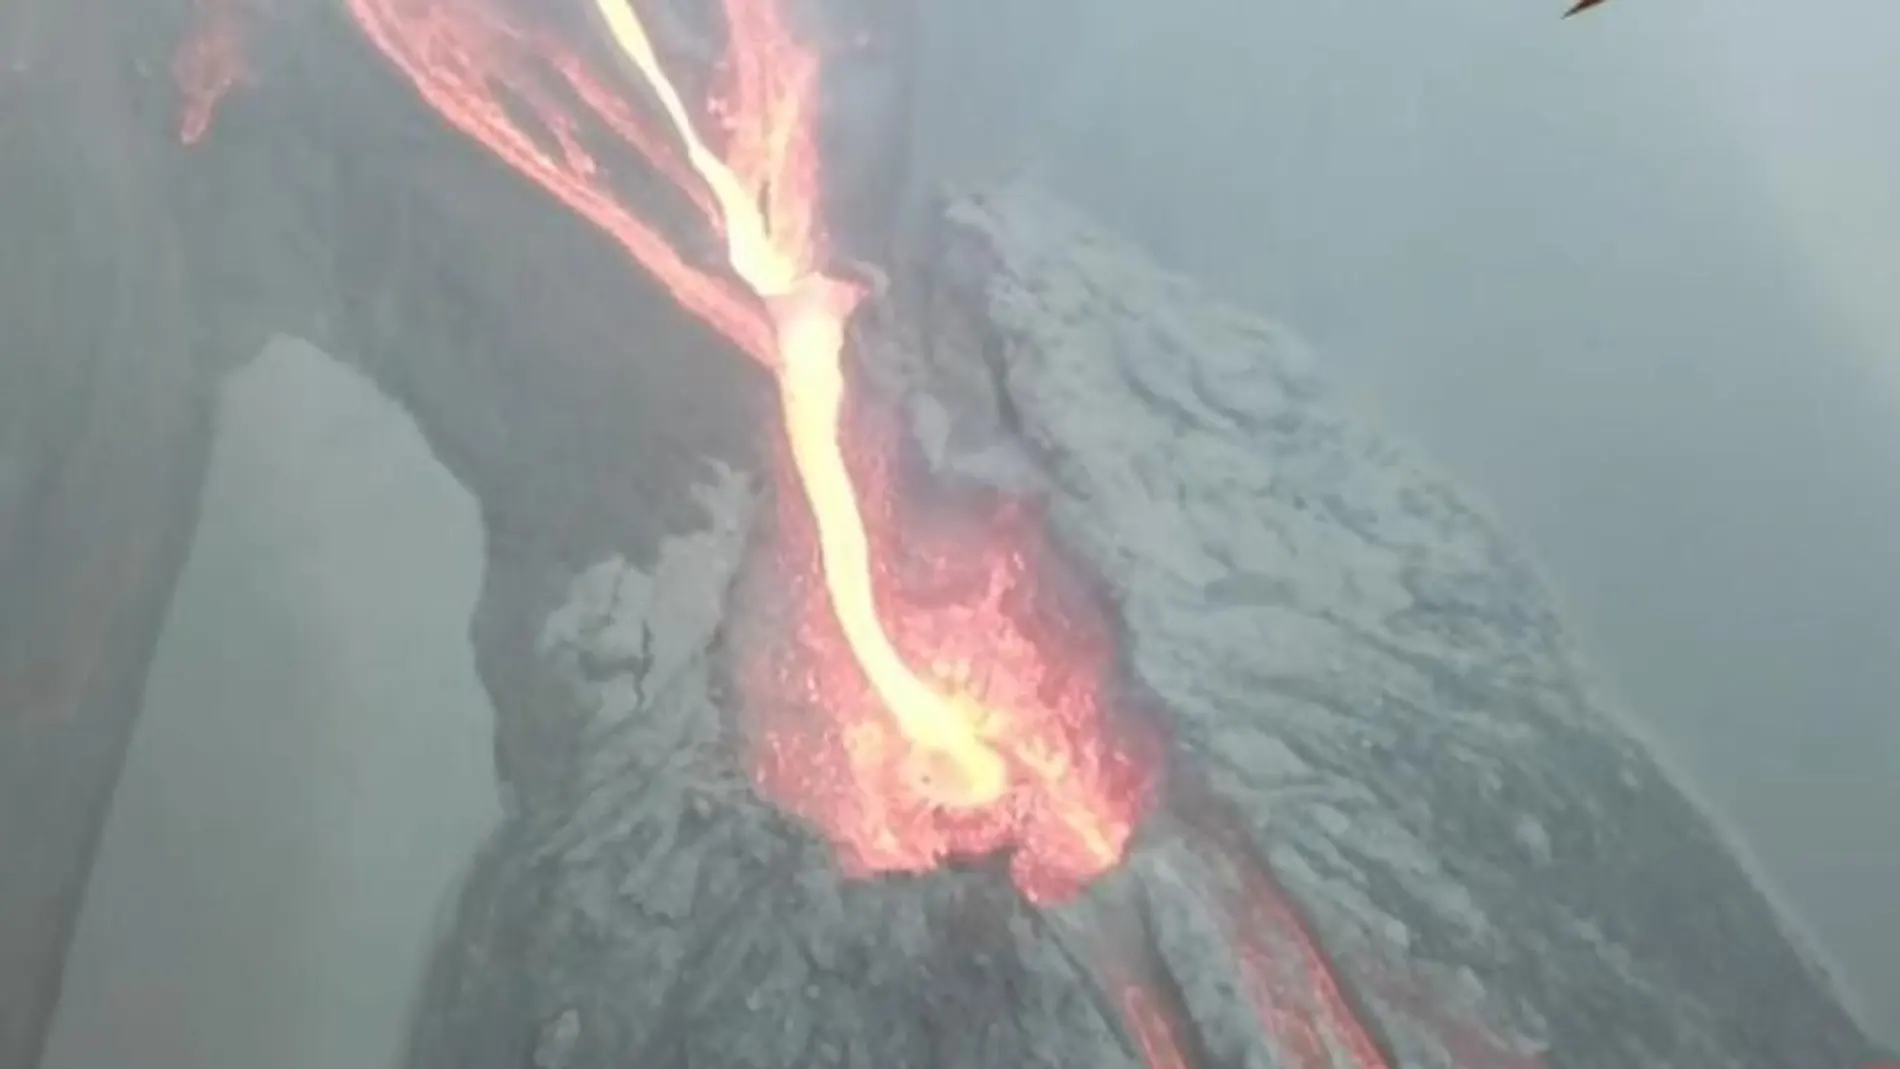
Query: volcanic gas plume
xmin=171 ymin=1 xmax=1421 ymax=1066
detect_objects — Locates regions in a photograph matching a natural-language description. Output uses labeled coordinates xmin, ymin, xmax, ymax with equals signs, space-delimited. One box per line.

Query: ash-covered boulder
xmin=404 ymin=185 xmax=1877 ymax=1069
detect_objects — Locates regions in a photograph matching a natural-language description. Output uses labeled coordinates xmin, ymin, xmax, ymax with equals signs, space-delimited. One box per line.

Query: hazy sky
xmin=42 ymin=343 xmax=499 ymax=1069
xmin=914 ymin=0 xmax=1899 ymax=1042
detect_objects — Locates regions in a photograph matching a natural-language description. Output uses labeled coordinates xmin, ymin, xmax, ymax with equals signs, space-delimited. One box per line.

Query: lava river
xmin=174 ymin=0 xmax=1415 ymax=1066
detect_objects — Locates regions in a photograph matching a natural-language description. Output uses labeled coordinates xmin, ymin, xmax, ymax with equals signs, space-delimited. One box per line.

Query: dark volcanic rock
xmin=402 ymin=184 xmax=1876 ymax=1069
xmin=1 ymin=3 xmax=228 ymax=1063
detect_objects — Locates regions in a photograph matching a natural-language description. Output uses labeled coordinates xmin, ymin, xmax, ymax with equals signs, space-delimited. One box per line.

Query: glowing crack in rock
xmin=1119 ymin=983 xmax=1193 ymax=1069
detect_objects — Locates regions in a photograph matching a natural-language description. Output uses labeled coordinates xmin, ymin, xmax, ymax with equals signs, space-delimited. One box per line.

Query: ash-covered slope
xmin=915 ymin=187 xmax=1874 ymax=1067
xmin=404 ymin=185 xmax=1875 ymax=1069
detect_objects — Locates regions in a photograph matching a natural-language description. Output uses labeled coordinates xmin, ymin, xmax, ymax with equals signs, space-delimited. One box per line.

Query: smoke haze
xmin=30 ymin=0 xmax=1896 ymax=1061
xmin=40 ymin=343 xmax=500 ymax=1069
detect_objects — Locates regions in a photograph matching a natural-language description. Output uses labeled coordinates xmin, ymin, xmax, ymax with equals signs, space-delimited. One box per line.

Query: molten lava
xmin=343 ymin=0 xmax=774 ymax=361
xmin=587 ymin=0 xmax=1031 ymax=815
xmin=1226 ymin=852 xmax=1391 ymax=1068
xmin=174 ymin=0 xmax=246 ymax=143
xmin=1120 ymin=983 xmax=1193 ymax=1069
xmin=741 ymin=392 xmax=1158 ymax=903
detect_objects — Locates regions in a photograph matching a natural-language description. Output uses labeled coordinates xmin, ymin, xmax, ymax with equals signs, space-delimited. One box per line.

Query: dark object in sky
xmin=1565 ymin=0 xmax=1612 ymax=14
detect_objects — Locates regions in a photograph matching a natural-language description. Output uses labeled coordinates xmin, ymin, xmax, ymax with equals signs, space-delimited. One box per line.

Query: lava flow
xmin=740 ymin=386 xmax=1160 ymax=903
xmin=174 ymin=0 xmax=246 ymax=143
xmin=583 ymin=0 xmax=1157 ymax=900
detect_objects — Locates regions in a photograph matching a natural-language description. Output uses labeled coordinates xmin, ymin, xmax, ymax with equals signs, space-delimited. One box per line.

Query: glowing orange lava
xmin=1119 ymin=983 xmax=1193 ymax=1069
xmin=174 ymin=0 xmax=246 ymax=143
xmin=741 ymin=392 xmax=1157 ymax=902
xmin=590 ymin=0 xmax=1024 ymax=811
xmin=344 ymin=0 xmax=774 ymax=362
xmin=1185 ymin=795 xmax=1392 ymax=1069
xmin=1228 ymin=859 xmax=1392 ymax=1068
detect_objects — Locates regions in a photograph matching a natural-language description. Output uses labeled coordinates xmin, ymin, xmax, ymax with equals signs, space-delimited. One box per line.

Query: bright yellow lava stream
xmin=593 ymin=0 xmax=1007 ymax=808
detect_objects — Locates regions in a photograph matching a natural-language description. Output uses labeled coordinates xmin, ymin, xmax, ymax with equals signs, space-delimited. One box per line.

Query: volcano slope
xmin=399 ymin=185 xmax=1874 ymax=1069
xmin=0 ymin=0 xmax=1878 ymax=1061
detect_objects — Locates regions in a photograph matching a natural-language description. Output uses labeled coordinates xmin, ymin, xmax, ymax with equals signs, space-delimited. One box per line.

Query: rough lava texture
xmin=403 ymin=185 xmax=1874 ymax=1069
